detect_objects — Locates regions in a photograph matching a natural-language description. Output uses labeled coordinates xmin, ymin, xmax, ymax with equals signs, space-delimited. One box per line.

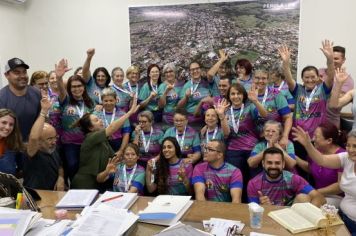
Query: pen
xmin=101 ymin=194 xmax=123 ymax=203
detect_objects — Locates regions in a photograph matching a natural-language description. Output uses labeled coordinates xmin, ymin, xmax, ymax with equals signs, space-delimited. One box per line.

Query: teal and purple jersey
xmin=250 ymin=141 xmax=295 ymax=159
xmin=166 ymin=159 xmax=193 ymax=195
xmin=271 ymin=82 xmax=295 ymax=105
xmin=179 ymin=79 xmax=211 ymax=121
xmin=48 ymin=92 xmax=62 ymax=135
xmin=192 ymin=162 xmax=243 ymax=202
xmin=93 ymin=109 xmax=131 ymax=140
xmin=60 ymin=96 xmax=93 ymax=144
xmin=131 ymin=127 xmax=164 ymax=163
xmin=86 ymin=76 xmax=105 ymax=105
xmin=232 ymin=75 xmax=253 ymax=91
xmin=255 ymin=87 xmax=291 ymax=134
xmin=225 ymin=104 xmax=259 ymax=151
xmin=291 ymin=83 xmax=331 ymax=137
xmin=113 ymin=163 xmax=145 ymax=195
xmin=139 ymin=82 xmax=160 ymax=112
xmin=163 ymin=126 xmax=201 ymax=157
xmin=111 ymin=84 xmax=132 ymax=112
xmin=247 ymin=170 xmax=314 ymax=206
xmin=158 ymin=82 xmax=182 ymax=124
xmin=200 ymin=126 xmax=225 ymax=147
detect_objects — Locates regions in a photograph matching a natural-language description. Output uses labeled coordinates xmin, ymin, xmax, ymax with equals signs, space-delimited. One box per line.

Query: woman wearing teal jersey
xmin=139 ymin=64 xmax=162 ymax=122
xmin=158 ymin=63 xmax=182 ymax=125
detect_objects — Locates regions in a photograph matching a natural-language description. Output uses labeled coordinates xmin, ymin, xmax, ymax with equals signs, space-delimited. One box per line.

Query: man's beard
xmin=265 ymin=168 xmax=282 ymax=179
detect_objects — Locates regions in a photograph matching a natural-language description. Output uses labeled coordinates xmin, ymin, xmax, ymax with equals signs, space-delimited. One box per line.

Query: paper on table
xmin=26 ymin=219 xmax=73 ymax=236
xmin=249 ymin=232 xmax=276 ymax=236
xmin=92 ymin=191 xmax=138 ymax=210
xmin=56 ymin=190 xmax=98 ymax=209
xmin=155 ymin=221 xmax=213 ymax=236
xmin=209 ymin=218 xmax=244 ymax=236
xmin=67 ymin=204 xmax=138 ymax=236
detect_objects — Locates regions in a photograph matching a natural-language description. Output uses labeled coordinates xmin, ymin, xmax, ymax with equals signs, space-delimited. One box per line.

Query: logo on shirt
xmin=66 ymin=106 xmax=76 ymax=115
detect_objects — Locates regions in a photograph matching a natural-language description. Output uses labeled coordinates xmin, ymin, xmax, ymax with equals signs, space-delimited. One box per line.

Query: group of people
xmin=1 ymin=40 xmax=356 ymax=234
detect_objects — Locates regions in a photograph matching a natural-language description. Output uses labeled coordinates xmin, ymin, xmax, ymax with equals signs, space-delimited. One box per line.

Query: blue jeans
xmin=339 ymin=210 xmax=356 ymax=235
xmin=62 ymin=143 xmax=81 ymax=182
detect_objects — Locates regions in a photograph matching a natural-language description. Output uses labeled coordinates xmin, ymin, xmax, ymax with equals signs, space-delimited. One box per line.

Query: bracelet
xmin=40 ymin=112 xmax=47 ymax=118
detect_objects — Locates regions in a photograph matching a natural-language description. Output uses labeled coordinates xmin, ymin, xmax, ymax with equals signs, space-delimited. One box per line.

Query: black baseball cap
xmin=4 ymin=57 xmax=29 ymax=73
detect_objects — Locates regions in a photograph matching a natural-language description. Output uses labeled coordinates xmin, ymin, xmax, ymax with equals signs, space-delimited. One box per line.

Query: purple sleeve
xmin=192 ymin=164 xmax=205 ymax=184
xmin=230 ymin=168 xmax=243 ymax=189
xmin=185 ymin=163 xmax=193 ymax=179
xmin=292 ymin=174 xmax=314 ymax=194
xmin=247 ymin=179 xmax=260 ymax=203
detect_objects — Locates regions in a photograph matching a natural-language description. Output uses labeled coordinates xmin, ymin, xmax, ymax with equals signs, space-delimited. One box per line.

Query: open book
xmin=268 ymin=202 xmax=344 ymax=234
xmin=92 ymin=191 xmax=138 ymax=209
xmin=0 ymin=207 xmax=42 ymax=236
xmin=56 ymin=190 xmax=99 ymax=209
xmin=139 ymin=195 xmax=193 ymax=226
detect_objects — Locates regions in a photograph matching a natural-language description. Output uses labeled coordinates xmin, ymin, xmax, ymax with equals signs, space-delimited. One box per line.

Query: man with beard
xmin=23 ymin=96 xmax=65 ymax=191
xmin=247 ymin=147 xmax=325 ymax=207
xmin=0 ymin=58 xmax=41 ymax=141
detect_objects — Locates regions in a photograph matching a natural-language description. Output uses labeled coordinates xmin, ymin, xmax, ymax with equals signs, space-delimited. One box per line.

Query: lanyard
xmin=76 ymin=102 xmax=85 ymax=118
xmin=305 ymin=86 xmax=318 ymax=112
xmin=190 ymin=79 xmax=200 ymax=94
xmin=103 ymin=108 xmax=116 ymax=127
xmin=176 ymin=127 xmax=186 ymax=150
xmin=150 ymin=81 xmax=158 ymax=93
xmin=230 ymin=104 xmax=244 ymax=134
xmin=141 ymin=127 xmax=153 ymax=153
xmin=261 ymin=88 xmax=268 ymax=107
xmin=206 ymin=126 xmax=218 ymax=143
xmin=123 ymin=164 xmax=137 ymax=192
xmin=277 ymin=81 xmax=285 ymax=91
xmin=127 ymin=82 xmax=138 ymax=97
xmin=112 ymin=84 xmax=131 ymax=95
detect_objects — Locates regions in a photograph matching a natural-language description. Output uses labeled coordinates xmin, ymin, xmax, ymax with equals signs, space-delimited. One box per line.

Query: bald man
xmin=23 ymin=96 xmax=65 ymax=190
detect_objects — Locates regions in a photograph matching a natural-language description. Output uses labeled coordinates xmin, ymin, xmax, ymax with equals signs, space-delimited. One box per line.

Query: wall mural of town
xmin=129 ymin=0 xmax=300 ymax=79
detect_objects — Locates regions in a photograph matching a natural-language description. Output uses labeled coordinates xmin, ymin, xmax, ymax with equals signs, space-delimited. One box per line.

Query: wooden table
xmin=35 ymin=190 xmax=350 ymax=236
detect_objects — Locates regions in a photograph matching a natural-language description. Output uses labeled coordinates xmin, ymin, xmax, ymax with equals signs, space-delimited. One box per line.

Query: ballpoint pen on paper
xmin=101 ymin=194 xmax=124 ymax=203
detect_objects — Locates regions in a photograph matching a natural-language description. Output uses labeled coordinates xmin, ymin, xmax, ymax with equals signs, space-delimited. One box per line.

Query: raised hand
xmin=134 ymin=124 xmax=142 ymax=135
xmin=87 ymin=48 xmax=95 ymax=58
xmin=247 ymin=83 xmax=258 ymax=103
xmin=146 ymin=159 xmax=155 ymax=173
xmin=258 ymin=191 xmax=272 ymax=205
xmin=40 ymin=95 xmax=52 ymax=111
xmin=320 ymin=39 xmax=334 ymax=61
xmin=218 ymin=49 xmax=228 ymax=62
xmin=335 ymin=67 xmax=349 ymax=84
xmin=105 ymin=158 xmax=118 ymax=174
xmin=278 ymin=45 xmax=291 ymax=64
xmin=177 ymin=163 xmax=186 ymax=181
xmin=292 ymin=126 xmax=311 ymax=147
xmin=150 ymin=91 xmax=157 ymax=98
xmin=55 ymin=58 xmax=71 ymax=78
xmin=278 ymin=136 xmax=288 ymax=149
xmin=165 ymin=84 xmax=174 ymax=93
xmin=185 ymin=89 xmax=192 ymax=98
xmin=214 ymin=98 xmax=229 ymax=116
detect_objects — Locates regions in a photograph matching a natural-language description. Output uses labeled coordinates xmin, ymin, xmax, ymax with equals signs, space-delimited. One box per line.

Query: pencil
xmin=101 ymin=194 xmax=124 ymax=203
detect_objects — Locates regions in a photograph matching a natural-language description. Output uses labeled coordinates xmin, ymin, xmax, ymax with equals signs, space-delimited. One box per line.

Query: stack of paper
xmin=92 ymin=191 xmax=138 ymax=209
xmin=67 ymin=204 xmax=138 ymax=236
xmin=26 ymin=219 xmax=73 ymax=236
xmin=203 ymin=218 xmax=245 ymax=236
xmin=155 ymin=221 xmax=213 ymax=236
xmin=0 ymin=207 xmax=42 ymax=236
xmin=138 ymin=195 xmax=193 ymax=226
xmin=55 ymin=189 xmax=99 ymax=209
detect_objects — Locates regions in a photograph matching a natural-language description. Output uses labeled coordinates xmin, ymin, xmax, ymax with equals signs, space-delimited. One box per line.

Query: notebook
xmin=138 ymin=195 xmax=193 ymax=226
xmin=55 ymin=189 xmax=99 ymax=209
xmin=92 ymin=191 xmax=138 ymax=209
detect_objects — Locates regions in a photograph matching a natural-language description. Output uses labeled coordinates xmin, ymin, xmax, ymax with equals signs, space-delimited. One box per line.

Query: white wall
xmin=1 ymin=0 xmax=356 ymax=94
xmin=0 ymin=0 xmax=26 ymax=87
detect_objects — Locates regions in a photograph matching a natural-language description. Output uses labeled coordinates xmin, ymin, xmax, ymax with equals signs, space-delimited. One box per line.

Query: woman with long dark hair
xmin=146 ymin=137 xmax=192 ymax=195
xmin=0 ymin=109 xmax=24 ymax=176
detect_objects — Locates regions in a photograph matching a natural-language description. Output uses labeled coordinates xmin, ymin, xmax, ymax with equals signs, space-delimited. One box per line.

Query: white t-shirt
xmin=338 ymin=152 xmax=356 ymax=221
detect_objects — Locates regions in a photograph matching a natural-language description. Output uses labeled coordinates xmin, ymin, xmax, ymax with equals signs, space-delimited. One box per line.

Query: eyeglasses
xmin=203 ymin=147 xmax=221 ymax=153
xmin=138 ymin=120 xmax=149 ymax=124
xmin=164 ymin=70 xmax=174 ymax=74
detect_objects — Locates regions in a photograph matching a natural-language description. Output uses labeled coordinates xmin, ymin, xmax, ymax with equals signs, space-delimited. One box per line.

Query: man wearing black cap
xmin=0 ymin=58 xmax=41 ymax=141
